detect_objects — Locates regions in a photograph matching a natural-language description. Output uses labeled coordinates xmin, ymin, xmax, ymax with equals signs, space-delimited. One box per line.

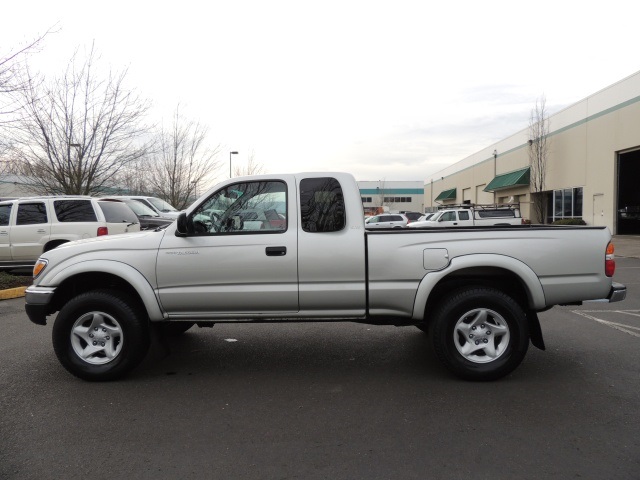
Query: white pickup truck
xmin=408 ymin=204 xmax=522 ymax=228
xmin=25 ymin=173 xmax=626 ymax=382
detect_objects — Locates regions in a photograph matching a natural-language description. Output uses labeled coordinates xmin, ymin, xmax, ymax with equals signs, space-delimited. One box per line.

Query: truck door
xmin=156 ymin=179 xmax=298 ymax=315
xmin=296 ymin=176 xmax=366 ymax=316
xmin=436 ymin=210 xmax=459 ymax=226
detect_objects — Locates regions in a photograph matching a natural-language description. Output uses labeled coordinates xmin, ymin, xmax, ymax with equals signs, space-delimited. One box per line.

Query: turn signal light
xmin=605 ymin=242 xmax=615 ymax=277
xmin=33 ymin=259 xmax=48 ymax=279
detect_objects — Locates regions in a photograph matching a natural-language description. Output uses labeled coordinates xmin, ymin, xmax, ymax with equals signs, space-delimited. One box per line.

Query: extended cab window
xmin=0 ymin=204 xmax=11 ymax=226
xmin=300 ymin=177 xmax=345 ymax=233
xmin=54 ymin=200 xmax=98 ymax=222
xmin=16 ymin=202 xmax=47 ymax=225
xmin=191 ymin=181 xmax=287 ymax=234
xmin=458 ymin=211 xmax=470 ymax=220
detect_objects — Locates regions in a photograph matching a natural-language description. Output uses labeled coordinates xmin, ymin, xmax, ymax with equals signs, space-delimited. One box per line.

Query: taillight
xmin=97 ymin=226 xmax=109 ymax=236
xmin=605 ymin=242 xmax=615 ymax=277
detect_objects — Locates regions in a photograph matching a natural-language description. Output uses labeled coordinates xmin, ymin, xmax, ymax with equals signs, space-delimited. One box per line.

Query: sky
xmin=2 ymin=0 xmax=640 ymax=186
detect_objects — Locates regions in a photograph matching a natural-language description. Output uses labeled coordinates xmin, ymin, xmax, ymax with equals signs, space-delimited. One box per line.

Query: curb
xmin=0 ymin=286 xmax=27 ymax=300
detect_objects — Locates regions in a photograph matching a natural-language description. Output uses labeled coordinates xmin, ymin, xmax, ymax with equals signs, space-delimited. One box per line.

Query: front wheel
xmin=430 ymin=287 xmax=529 ymax=381
xmin=52 ymin=290 xmax=150 ymax=381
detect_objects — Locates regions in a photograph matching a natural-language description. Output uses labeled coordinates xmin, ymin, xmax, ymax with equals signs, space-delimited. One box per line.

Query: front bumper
xmin=24 ymin=286 xmax=56 ymax=325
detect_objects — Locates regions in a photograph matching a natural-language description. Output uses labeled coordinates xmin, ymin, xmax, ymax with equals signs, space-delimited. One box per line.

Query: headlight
xmin=33 ymin=259 xmax=48 ymax=279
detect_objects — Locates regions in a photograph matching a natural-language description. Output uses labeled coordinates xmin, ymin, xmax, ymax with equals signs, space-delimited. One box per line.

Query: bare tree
xmin=148 ymin=105 xmax=222 ymax=210
xmin=376 ymin=179 xmax=391 ymax=210
xmin=528 ymin=96 xmax=550 ymax=223
xmin=6 ymin=44 xmax=152 ymax=195
xmin=0 ymin=28 xmax=55 ymax=173
xmin=1 ymin=28 xmax=55 ymax=118
xmin=232 ymin=149 xmax=265 ymax=177
xmin=111 ymin=156 xmax=150 ymax=195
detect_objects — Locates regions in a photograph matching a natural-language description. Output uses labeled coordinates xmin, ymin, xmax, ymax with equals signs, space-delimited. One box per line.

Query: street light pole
xmin=229 ymin=151 xmax=238 ymax=178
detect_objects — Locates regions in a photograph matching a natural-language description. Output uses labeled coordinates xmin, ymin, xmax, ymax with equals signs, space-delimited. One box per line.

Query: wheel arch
xmin=44 ymin=261 xmax=165 ymax=321
xmin=412 ymin=254 xmax=546 ymax=322
xmin=43 ymin=239 xmax=69 ymax=252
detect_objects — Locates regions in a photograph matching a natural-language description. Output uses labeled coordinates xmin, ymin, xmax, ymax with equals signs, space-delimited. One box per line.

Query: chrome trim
xmin=25 ymin=286 xmax=57 ymax=305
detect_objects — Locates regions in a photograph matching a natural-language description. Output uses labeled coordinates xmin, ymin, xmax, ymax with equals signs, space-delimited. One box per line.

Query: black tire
xmin=160 ymin=322 xmax=195 ymax=337
xmin=52 ymin=289 xmax=150 ymax=381
xmin=430 ymin=287 xmax=529 ymax=381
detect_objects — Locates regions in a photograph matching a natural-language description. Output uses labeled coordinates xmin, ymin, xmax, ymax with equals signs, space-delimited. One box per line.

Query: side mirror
xmin=175 ymin=212 xmax=191 ymax=236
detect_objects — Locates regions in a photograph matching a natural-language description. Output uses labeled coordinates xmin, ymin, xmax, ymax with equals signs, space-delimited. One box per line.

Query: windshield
xmin=147 ymin=197 xmax=178 ymax=213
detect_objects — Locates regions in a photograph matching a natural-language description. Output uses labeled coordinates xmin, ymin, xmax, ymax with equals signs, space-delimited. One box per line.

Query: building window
xmin=383 ymin=196 xmax=412 ymax=203
xmin=552 ymin=187 xmax=583 ymax=221
xmin=361 ymin=197 xmax=372 ymax=203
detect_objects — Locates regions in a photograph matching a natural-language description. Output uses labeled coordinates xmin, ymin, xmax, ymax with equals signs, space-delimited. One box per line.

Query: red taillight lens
xmin=97 ymin=226 xmax=109 ymax=236
xmin=605 ymin=242 xmax=615 ymax=277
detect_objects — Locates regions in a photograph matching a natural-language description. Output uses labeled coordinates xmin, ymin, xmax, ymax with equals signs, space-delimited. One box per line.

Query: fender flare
xmin=44 ymin=259 xmax=166 ymax=321
xmin=412 ymin=253 xmax=546 ymax=321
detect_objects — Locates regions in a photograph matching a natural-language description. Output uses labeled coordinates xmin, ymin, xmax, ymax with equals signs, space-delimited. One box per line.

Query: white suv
xmin=364 ymin=213 xmax=409 ymax=229
xmin=0 ymin=196 xmax=140 ymax=270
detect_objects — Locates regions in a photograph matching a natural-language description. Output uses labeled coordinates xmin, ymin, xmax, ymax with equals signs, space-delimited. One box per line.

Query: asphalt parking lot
xmin=1 ymin=238 xmax=639 ymax=480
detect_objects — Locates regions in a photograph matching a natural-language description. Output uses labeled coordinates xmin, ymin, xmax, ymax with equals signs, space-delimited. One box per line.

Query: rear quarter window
xmin=300 ymin=177 xmax=345 ymax=233
xmin=476 ymin=209 xmax=516 ymax=218
xmin=97 ymin=201 xmax=139 ymax=224
xmin=54 ymin=200 xmax=98 ymax=222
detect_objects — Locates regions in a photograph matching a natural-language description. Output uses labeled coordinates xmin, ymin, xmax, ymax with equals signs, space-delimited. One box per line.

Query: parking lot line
xmin=571 ymin=310 xmax=640 ymax=338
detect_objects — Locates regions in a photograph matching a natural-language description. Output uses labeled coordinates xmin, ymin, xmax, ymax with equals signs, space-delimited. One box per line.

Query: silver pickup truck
xmin=25 ymin=173 xmax=626 ymax=381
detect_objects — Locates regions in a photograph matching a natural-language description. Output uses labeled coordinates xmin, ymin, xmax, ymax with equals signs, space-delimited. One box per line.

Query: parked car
xmin=414 ymin=213 xmax=435 ymax=223
xmin=364 ymin=213 xmax=408 ymax=229
xmin=102 ymin=198 xmax=174 ymax=230
xmin=102 ymin=195 xmax=181 ymax=219
xmin=402 ymin=212 xmax=424 ymax=224
xmin=0 ymin=196 xmax=140 ymax=270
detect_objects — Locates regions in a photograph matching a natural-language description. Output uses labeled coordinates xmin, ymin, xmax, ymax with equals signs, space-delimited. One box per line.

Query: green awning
xmin=435 ymin=188 xmax=456 ymax=201
xmin=484 ymin=167 xmax=530 ymax=192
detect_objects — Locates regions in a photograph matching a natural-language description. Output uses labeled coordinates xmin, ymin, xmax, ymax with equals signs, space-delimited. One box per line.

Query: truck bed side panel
xmin=366 ymin=226 xmax=613 ymax=316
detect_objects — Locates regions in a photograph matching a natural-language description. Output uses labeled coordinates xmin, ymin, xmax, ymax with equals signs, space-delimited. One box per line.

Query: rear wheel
xmin=52 ymin=290 xmax=150 ymax=381
xmin=430 ymin=287 xmax=529 ymax=381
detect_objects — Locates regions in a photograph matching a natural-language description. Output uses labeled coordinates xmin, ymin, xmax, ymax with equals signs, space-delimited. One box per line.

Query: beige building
xmin=425 ymin=70 xmax=640 ymax=234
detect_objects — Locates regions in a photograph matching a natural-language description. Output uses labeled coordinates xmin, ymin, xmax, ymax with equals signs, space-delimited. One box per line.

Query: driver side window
xmin=190 ymin=181 xmax=287 ymax=235
xmin=440 ymin=211 xmax=456 ymax=222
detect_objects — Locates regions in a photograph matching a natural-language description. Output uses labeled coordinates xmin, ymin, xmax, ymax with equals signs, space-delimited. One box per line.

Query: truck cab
xmin=430 ymin=209 xmax=474 ymax=227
